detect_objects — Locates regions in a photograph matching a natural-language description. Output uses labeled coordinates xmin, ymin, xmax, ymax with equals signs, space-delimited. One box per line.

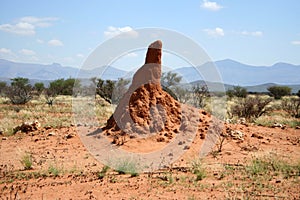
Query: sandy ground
xmin=0 ymin=123 xmax=299 ymax=199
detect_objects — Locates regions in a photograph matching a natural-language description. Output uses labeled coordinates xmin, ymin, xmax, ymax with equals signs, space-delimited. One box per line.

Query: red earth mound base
xmin=104 ymin=83 xmax=183 ymax=145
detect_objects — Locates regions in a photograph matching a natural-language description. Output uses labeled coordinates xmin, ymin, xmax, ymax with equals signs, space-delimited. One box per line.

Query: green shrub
xmin=115 ymin=159 xmax=139 ymax=177
xmin=281 ymin=97 xmax=300 ymax=118
xmin=20 ymin=153 xmax=33 ymax=170
xmin=227 ymin=86 xmax=247 ymax=98
xmin=230 ymin=96 xmax=273 ymax=121
xmin=190 ymin=159 xmax=206 ymax=181
xmin=98 ymin=165 xmax=110 ymax=179
xmin=267 ymin=86 xmax=291 ymax=99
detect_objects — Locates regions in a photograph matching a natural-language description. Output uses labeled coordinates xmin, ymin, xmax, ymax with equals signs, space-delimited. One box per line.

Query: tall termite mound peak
xmin=104 ymin=40 xmax=182 ymax=144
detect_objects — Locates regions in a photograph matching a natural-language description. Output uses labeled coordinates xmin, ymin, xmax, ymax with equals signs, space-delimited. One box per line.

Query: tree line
xmin=0 ymin=73 xmax=299 ymax=107
xmin=0 ymin=77 xmax=80 ymax=105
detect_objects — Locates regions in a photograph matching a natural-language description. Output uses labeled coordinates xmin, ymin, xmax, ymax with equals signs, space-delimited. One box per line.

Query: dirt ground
xmin=0 ymin=122 xmax=299 ymax=199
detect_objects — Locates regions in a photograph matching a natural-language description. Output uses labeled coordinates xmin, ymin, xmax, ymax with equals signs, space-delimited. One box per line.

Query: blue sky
xmin=0 ymin=0 xmax=300 ymax=70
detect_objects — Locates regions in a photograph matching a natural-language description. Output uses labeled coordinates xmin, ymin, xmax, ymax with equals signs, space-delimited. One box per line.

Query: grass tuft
xmin=115 ymin=158 xmax=139 ymax=177
xmin=98 ymin=165 xmax=110 ymax=179
xmin=190 ymin=159 xmax=206 ymax=181
xmin=20 ymin=153 xmax=33 ymax=170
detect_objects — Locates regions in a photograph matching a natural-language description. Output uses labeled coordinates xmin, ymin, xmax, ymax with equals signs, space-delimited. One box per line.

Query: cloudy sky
xmin=0 ymin=0 xmax=299 ymax=69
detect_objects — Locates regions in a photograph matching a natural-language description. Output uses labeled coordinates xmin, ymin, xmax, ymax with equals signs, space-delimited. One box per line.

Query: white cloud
xmin=204 ymin=27 xmax=224 ymax=37
xmin=19 ymin=49 xmax=36 ymax=56
xmin=124 ymin=52 xmax=138 ymax=58
xmin=201 ymin=0 xmax=223 ymax=11
xmin=0 ymin=16 xmax=58 ymax=36
xmin=76 ymin=53 xmax=85 ymax=58
xmin=0 ymin=22 xmax=35 ymax=35
xmin=104 ymin=26 xmax=138 ymax=38
xmin=291 ymin=40 xmax=300 ymax=45
xmin=240 ymin=31 xmax=263 ymax=37
xmin=20 ymin=16 xmax=58 ymax=28
xmin=48 ymin=39 xmax=64 ymax=46
xmin=0 ymin=48 xmax=13 ymax=54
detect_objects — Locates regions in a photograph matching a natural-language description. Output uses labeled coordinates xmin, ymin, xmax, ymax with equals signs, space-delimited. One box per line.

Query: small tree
xmin=267 ymin=86 xmax=291 ymax=99
xmin=45 ymin=79 xmax=64 ymax=106
xmin=34 ymin=82 xmax=45 ymax=96
xmin=230 ymin=96 xmax=273 ymax=121
xmin=227 ymin=86 xmax=247 ymax=98
xmin=112 ymin=78 xmax=130 ymax=103
xmin=173 ymin=86 xmax=190 ymax=103
xmin=281 ymin=97 xmax=300 ymax=118
xmin=0 ymin=81 xmax=7 ymax=96
xmin=96 ymin=79 xmax=115 ymax=104
xmin=297 ymin=90 xmax=300 ymax=98
xmin=161 ymin=71 xmax=182 ymax=88
xmin=192 ymin=84 xmax=209 ymax=108
xmin=61 ymin=78 xmax=80 ymax=95
xmin=5 ymin=77 xmax=33 ymax=104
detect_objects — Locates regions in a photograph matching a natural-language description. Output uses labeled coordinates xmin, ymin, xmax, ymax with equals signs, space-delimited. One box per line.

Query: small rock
xmin=48 ymin=132 xmax=56 ymax=136
xmin=2 ymin=137 xmax=8 ymax=140
xmin=229 ymin=130 xmax=244 ymax=141
xmin=275 ymin=180 xmax=281 ymax=183
xmin=183 ymin=145 xmax=190 ymax=150
xmin=14 ymin=120 xmax=41 ymax=133
xmin=272 ymin=123 xmax=286 ymax=129
xmin=168 ymin=153 xmax=173 ymax=157
xmin=65 ymin=133 xmax=74 ymax=139
xmin=251 ymin=133 xmax=264 ymax=139
xmin=295 ymin=126 xmax=300 ymax=129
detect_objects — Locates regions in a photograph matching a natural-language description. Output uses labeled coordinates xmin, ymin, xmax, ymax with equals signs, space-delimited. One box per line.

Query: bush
xmin=5 ymin=77 xmax=33 ymax=104
xmin=281 ymin=97 xmax=300 ymax=118
xmin=227 ymin=86 xmax=247 ymax=98
xmin=230 ymin=96 xmax=273 ymax=121
xmin=20 ymin=153 xmax=33 ymax=170
xmin=267 ymin=86 xmax=291 ymax=99
xmin=172 ymin=86 xmax=190 ymax=103
xmin=96 ymin=78 xmax=130 ymax=104
xmin=192 ymin=84 xmax=209 ymax=108
xmin=0 ymin=81 xmax=7 ymax=96
xmin=45 ymin=78 xmax=80 ymax=106
xmin=115 ymin=158 xmax=139 ymax=177
xmin=161 ymin=71 xmax=182 ymax=88
xmin=33 ymin=82 xmax=45 ymax=96
xmin=297 ymin=90 xmax=300 ymax=97
xmin=190 ymin=159 xmax=206 ymax=181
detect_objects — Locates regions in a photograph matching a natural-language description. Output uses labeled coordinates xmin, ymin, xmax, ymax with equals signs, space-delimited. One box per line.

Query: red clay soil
xmin=0 ymin=124 xmax=299 ymax=199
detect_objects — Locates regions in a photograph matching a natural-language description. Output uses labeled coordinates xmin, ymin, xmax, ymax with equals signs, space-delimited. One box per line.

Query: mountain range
xmin=174 ymin=59 xmax=300 ymax=86
xmin=0 ymin=58 xmax=299 ymax=92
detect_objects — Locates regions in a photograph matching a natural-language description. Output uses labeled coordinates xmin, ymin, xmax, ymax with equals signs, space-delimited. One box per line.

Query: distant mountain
xmin=215 ymin=59 xmax=300 ymax=85
xmin=1 ymin=59 xmax=300 ymax=93
xmin=0 ymin=59 xmax=127 ymax=81
xmin=174 ymin=59 xmax=300 ymax=86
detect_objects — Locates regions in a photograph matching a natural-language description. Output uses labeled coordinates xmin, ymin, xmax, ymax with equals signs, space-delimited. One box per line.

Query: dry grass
xmin=0 ymin=95 xmax=114 ymax=136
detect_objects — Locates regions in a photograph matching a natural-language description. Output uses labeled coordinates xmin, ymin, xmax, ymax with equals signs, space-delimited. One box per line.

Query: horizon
xmin=0 ymin=1 xmax=300 ymax=70
xmin=1 ymin=57 xmax=299 ymax=71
